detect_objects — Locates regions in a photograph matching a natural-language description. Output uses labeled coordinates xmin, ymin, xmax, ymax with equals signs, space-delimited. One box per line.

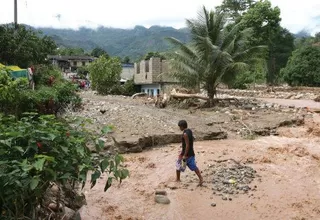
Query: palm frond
xmin=233 ymin=45 xmax=268 ymax=62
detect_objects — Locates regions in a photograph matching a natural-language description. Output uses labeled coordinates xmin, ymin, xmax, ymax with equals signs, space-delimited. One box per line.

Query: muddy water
xmin=79 ymin=135 xmax=320 ymax=220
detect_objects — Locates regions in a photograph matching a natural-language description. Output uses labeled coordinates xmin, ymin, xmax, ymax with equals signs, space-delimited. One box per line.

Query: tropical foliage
xmin=281 ymin=45 xmax=320 ymax=86
xmin=166 ymin=6 xmax=266 ymax=102
xmin=0 ymin=114 xmax=128 ymax=219
xmin=88 ymin=56 xmax=122 ymax=95
xmin=0 ymin=24 xmax=56 ymax=68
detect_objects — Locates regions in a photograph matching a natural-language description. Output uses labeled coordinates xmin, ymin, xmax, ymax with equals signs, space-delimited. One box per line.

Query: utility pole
xmin=14 ymin=0 xmax=18 ymax=29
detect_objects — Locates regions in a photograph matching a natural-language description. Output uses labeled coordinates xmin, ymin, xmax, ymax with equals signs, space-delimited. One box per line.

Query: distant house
xmin=134 ymin=57 xmax=178 ymax=96
xmin=47 ymin=55 xmax=95 ymax=72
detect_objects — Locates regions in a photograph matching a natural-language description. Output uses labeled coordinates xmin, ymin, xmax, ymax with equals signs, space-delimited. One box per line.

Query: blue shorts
xmin=176 ymin=156 xmax=198 ymax=172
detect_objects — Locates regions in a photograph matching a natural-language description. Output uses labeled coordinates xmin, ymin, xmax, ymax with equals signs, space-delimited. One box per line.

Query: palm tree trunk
xmin=207 ymin=85 xmax=216 ymax=107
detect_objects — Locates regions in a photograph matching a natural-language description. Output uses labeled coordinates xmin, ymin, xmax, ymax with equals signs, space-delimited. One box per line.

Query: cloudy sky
xmin=1 ymin=0 xmax=319 ymax=35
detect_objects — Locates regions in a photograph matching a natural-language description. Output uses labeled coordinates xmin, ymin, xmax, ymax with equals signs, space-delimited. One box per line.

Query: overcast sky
xmin=1 ymin=0 xmax=319 ymax=35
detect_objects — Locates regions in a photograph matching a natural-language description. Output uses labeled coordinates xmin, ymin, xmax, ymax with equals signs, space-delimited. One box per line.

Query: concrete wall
xmin=141 ymin=84 xmax=161 ymax=96
xmin=121 ymin=66 xmax=134 ymax=80
xmin=134 ymin=57 xmax=178 ymax=84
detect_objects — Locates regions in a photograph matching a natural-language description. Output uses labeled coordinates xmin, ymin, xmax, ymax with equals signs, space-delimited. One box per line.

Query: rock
xmin=48 ymin=203 xmax=59 ymax=212
xmin=50 ymin=184 xmax=59 ymax=195
xmin=63 ymin=207 xmax=76 ymax=220
xmin=155 ymin=190 xmax=167 ymax=196
xmin=211 ymin=203 xmax=216 ymax=207
xmin=243 ymin=104 xmax=254 ymax=110
xmin=222 ymin=196 xmax=228 ymax=201
xmin=294 ymin=94 xmax=304 ymax=99
xmin=197 ymin=131 xmax=228 ymax=141
xmin=155 ymin=195 xmax=171 ymax=204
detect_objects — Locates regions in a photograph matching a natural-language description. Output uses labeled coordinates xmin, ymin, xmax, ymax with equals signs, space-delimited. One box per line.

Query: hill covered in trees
xmin=37 ymin=25 xmax=190 ymax=60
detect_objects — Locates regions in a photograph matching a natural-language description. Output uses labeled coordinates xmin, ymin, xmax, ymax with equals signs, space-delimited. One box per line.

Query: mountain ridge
xmin=36 ymin=25 xmax=190 ymax=60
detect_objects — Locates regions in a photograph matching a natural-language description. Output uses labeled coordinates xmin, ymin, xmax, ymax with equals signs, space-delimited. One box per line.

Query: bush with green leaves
xmin=281 ymin=46 xmax=320 ymax=86
xmin=0 ymin=113 xmax=129 ymax=219
xmin=0 ymin=67 xmax=81 ymax=116
xmin=33 ymin=65 xmax=63 ymax=87
xmin=0 ymin=68 xmax=30 ymax=116
xmin=88 ymin=56 xmax=122 ymax=95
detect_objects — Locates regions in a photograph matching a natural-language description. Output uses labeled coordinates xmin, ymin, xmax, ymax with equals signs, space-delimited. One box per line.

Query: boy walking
xmin=176 ymin=120 xmax=203 ymax=186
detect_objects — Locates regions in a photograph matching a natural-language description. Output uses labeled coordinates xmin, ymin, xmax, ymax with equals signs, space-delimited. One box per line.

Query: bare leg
xmin=195 ymin=168 xmax=203 ymax=186
xmin=176 ymin=170 xmax=181 ymax=182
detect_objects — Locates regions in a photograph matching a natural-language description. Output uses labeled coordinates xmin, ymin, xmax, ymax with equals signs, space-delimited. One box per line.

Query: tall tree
xmin=315 ymin=32 xmax=320 ymax=43
xmin=0 ymin=24 xmax=56 ymax=68
xmin=88 ymin=56 xmax=121 ymax=94
xmin=217 ymin=0 xmax=256 ymax=20
xmin=91 ymin=47 xmax=109 ymax=58
xmin=166 ymin=6 xmax=266 ymax=104
xmin=240 ymin=0 xmax=294 ymax=84
xmin=123 ymin=56 xmax=130 ymax=63
xmin=282 ymin=45 xmax=320 ymax=86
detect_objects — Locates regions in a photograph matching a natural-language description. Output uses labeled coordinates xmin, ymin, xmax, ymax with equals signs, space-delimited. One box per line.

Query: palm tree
xmin=166 ymin=6 xmax=266 ymax=105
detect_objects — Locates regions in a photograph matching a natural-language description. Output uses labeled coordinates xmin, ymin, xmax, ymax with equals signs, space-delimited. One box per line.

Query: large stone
xmin=63 ymin=207 xmax=76 ymax=220
xmin=155 ymin=190 xmax=167 ymax=195
xmin=196 ymin=131 xmax=228 ymax=141
xmin=155 ymin=195 xmax=171 ymax=204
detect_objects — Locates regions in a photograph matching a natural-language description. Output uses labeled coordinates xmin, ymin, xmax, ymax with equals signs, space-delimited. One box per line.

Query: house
xmin=134 ymin=57 xmax=178 ymax=96
xmin=47 ymin=55 xmax=95 ymax=72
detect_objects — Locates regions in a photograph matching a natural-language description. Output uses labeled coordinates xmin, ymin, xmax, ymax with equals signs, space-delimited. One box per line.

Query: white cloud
xmin=0 ymin=0 xmax=319 ymax=34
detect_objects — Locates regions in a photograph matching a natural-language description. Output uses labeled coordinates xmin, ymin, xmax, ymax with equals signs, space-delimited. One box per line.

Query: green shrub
xmin=121 ymin=79 xmax=138 ymax=96
xmin=0 ymin=114 xmax=129 ymax=219
xmin=0 ymin=68 xmax=29 ymax=116
xmin=0 ymin=67 xmax=81 ymax=116
xmin=281 ymin=46 xmax=320 ymax=86
xmin=88 ymin=56 xmax=122 ymax=95
xmin=33 ymin=65 xmax=63 ymax=87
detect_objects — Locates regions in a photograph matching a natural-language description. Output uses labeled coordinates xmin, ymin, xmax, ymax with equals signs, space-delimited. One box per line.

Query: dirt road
xmin=79 ymin=135 xmax=320 ymax=220
xmin=74 ymin=92 xmax=320 ymax=220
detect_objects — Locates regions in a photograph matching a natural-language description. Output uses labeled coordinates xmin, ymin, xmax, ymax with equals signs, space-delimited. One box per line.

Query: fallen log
xmin=132 ymin=92 xmax=147 ymax=99
xmin=170 ymin=92 xmax=240 ymax=104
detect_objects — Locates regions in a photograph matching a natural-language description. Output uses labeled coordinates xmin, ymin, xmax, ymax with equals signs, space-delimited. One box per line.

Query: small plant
xmin=0 ymin=113 xmax=129 ymax=219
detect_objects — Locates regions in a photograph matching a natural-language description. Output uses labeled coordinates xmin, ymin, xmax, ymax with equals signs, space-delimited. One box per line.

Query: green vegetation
xmin=0 ymin=24 xmax=56 ymax=68
xmin=281 ymin=46 xmax=320 ymax=86
xmin=166 ymin=6 xmax=266 ymax=104
xmin=0 ymin=24 xmax=129 ymax=219
xmin=88 ymin=56 xmax=137 ymax=96
xmin=240 ymin=0 xmax=294 ymax=85
xmin=88 ymin=56 xmax=122 ymax=94
xmin=38 ymin=25 xmax=190 ymax=61
xmin=91 ymin=47 xmax=109 ymax=58
xmin=0 ymin=114 xmax=128 ymax=219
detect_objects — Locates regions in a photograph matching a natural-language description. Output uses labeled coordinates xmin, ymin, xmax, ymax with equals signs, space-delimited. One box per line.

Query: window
xmin=157 ymin=89 xmax=160 ymax=95
xmin=145 ymin=74 xmax=147 ymax=80
xmin=73 ymin=61 xmax=77 ymax=66
xmin=82 ymin=61 xmax=86 ymax=66
xmin=142 ymin=89 xmax=145 ymax=93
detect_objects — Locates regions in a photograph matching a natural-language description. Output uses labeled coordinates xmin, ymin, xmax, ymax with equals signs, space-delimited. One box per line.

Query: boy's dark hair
xmin=178 ymin=120 xmax=188 ymax=128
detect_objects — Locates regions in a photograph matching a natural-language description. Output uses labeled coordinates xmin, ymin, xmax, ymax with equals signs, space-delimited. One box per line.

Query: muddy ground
xmin=70 ymin=91 xmax=320 ymax=220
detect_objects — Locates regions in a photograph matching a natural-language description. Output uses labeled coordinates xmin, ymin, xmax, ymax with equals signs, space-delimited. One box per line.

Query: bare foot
xmin=197 ymin=178 xmax=204 ymax=187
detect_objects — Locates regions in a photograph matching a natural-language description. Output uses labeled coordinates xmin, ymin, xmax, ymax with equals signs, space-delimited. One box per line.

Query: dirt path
xmin=72 ymin=92 xmax=320 ymax=219
xmin=79 ymin=135 xmax=320 ymax=220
